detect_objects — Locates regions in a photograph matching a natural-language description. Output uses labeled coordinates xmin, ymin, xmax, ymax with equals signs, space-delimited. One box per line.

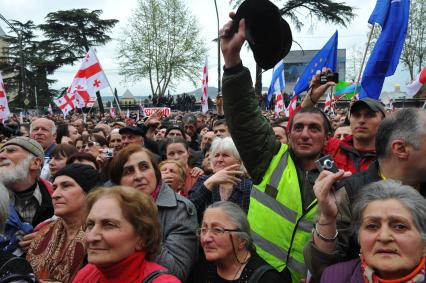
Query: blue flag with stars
xmin=293 ymin=31 xmax=338 ymax=96
xmin=360 ymin=0 xmax=410 ymax=100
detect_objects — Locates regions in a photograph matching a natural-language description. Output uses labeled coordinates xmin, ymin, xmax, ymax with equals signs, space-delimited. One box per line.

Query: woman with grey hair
xmin=189 ymin=137 xmax=252 ymax=222
xmin=195 ymin=201 xmax=281 ymax=282
xmin=320 ymin=180 xmax=426 ymax=283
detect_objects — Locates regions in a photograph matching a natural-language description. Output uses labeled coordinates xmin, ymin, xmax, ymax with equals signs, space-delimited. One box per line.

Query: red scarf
xmin=361 ymin=256 xmax=425 ymax=283
xmin=96 ymin=251 xmax=147 ymax=283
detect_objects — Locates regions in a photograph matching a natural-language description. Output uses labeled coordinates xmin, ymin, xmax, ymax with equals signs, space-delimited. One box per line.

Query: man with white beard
xmin=0 ymin=137 xmax=54 ymax=228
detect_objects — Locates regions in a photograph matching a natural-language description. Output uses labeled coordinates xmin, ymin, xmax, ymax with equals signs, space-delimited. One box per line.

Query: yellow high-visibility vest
xmin=248 ymin=143 xmax=317 ymax=283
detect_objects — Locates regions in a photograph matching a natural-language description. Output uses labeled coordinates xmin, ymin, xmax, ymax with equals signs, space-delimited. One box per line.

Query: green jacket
xmin=222 ymin=63 xmax=321 ymax=281
xmin=222 ymin=63 xmax=318 ymax=208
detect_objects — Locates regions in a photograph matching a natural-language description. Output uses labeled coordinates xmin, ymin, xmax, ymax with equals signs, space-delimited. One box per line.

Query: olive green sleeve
xmin=222 ymin=64 xmax=281 ymax=184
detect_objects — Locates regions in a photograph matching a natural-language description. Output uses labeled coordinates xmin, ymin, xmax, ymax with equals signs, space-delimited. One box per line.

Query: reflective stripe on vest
xmin=248 ymin=144 xmax=317 ymax=283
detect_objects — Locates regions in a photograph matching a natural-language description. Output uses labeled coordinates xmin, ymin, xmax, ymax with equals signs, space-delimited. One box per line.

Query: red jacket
xmin=324 ymin=135 xmax=376 ymax=174
xmin=72 ymin=251 xmax=180 ymax=283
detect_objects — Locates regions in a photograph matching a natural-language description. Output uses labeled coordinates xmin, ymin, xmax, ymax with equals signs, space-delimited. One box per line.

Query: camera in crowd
xmin=315 ymin=155 xmax=339 ymax=173
xmin=320 ymin=72 xmax=339 ymax=84
xmin=0 ymin=122 xmax=22 ymax=138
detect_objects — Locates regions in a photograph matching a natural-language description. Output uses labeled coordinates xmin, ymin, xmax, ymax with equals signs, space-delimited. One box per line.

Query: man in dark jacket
xmin=0 ymin=137 xmax=54 ymax=254
xmin=304 ymin=108 xmax=426 ymax=282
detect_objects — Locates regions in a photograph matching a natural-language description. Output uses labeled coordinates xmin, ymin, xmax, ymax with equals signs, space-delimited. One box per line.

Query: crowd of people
xmin=0 ymin=14 xmax=425 ymax=283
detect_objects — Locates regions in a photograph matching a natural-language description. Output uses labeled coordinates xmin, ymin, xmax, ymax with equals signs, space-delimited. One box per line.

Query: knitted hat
xmin=1 ymin=137 xmax=44 ymax=159
xmin=54 ymin=164 xmax=100 ymax=193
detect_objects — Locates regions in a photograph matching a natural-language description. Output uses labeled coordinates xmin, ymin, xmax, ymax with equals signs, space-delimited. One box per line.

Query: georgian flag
xmin=324 ymin=91 xmax=334 ymax=114
xmin=287 ymin=95 xmax=298 ymax=118
xmin=53 ymin=93 xmax=75 ymax=116
xmin=75 ymin=90 xmax=96 ymax=108
xmin=67 ymin=48 xmax=110 ymax=108
xmin=274 ymin=93 xmax=284 ymax=117
xmin=0 ymin=73 xmax=10 ymax=123
xmin=201 ymin=58 xmax=208 ymax=113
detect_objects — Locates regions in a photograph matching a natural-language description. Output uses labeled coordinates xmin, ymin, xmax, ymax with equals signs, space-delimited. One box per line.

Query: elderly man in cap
xmin=302 ymin=77 xmax=386 ymax=173
xmin=119 ymin=125 xmax=145 ymax=148
xmin=0 ymin=137 xmax=54 ymax=254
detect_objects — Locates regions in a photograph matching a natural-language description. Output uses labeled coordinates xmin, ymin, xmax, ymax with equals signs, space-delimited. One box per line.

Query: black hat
xmin=54 ymin=164 xmax=100 ymax=193
xmin=119 ymin=125 xmax=145 ymax=136
xmin=231 ymin=0 xmax=292 ymax=70
xmin=350 ymin=98 xmax=386 ymax=117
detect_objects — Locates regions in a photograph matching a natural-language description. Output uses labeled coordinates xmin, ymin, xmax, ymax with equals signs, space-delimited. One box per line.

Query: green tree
xmin=0 ymin=20 xmax=57 ymax=108
xmin=230 ymin=0 xmax=355 ymax=98
xmin=400 ymin=0 xmax=425 ymax=80
xmin=117 ymin=0 xmax=207 ymax=98
xmin=39 ymin=9 xmax=118 ymax=112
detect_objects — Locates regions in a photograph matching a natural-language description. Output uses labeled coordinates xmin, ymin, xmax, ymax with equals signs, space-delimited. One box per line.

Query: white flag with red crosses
xmin=53 ymin=93 xmax=75 ymax=116
xmin=0 ymin=73 xmax=11 ymax=123
xmin=274 ymin=93 xmax=284 ymax=117
xmin=67 ymin=48 xmax=110 ymax=107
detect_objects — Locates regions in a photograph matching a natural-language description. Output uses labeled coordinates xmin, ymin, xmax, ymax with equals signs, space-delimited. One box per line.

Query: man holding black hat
xmin=219 ymin=7 xmax=331 ymax=282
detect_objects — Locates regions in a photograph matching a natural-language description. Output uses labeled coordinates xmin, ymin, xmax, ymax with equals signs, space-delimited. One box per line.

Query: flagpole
xmin=92 ymin=48 xmax=122 ymax=114
xmin=353 ymin=24 xmax=375 ymax=99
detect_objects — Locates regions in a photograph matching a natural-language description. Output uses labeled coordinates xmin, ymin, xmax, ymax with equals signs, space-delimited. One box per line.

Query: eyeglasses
xmin=196 ymin=227 xmax=241 ymax=237
xmin=84 ymin=142 xmax=99 ymax=148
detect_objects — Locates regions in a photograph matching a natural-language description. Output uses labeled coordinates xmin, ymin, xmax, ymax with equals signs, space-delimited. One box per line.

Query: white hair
xmin=0 ymin=182 xmax=9 ymax=233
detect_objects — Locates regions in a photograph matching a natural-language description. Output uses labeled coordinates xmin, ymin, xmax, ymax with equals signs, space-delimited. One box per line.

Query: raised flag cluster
xmin=0 ymin=73 xmax=10 ymax=122
xmin=201 ymin=58 xmax=208 ymax=113
xmin=54 ymin=48 xmax=110 ymax=116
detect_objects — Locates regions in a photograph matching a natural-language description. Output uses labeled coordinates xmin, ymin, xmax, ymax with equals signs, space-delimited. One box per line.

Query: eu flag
xmin=360 ymin=0 xmax=410 ymax=100
xmin=293 ymin=31 xmax=338 ymax=96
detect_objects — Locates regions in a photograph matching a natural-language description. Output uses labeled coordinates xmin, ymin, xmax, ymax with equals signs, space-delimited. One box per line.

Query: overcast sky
xmin=0 ymin=0 xmax=412 ymax=97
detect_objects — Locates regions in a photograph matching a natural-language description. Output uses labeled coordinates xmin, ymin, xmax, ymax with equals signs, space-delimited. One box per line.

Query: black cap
xmin=350 ymin=98 xmax=386 ymax=117
xmin=119 ymin=125 xmax=145 ymax=136
xmin=54 ymin=164 xmax=100 ymax=193
xmin=231 ymin=0 xmax=292 ymax=70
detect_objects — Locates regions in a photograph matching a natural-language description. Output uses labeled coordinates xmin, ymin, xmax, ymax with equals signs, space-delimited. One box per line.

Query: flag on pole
xmin=293 ymin=31 xmax=338 ymax=96
xmin=201 ymin=58 xmax=208 ymax=113
xmin=274 ymin=93 xmax=284 ymax=117
xmin=360 ymin=0 xmax=410 ymax=100
xmin=48 ymin=103 xmax=53 ymax=115
xmin=324 ymin=92 xmax=333 ymax=113
xmin=110 ymin=107 xmax=116 ymax=118
xmin=53 ymin=93 xmax=75 ymax=117
xmin=267 ymin=60 xmax=286 ymax=107
xmin=406 ymin=66 xmax=426 ymax=97
xmin=0 ymin=73 xmax=11 ymax=123
xmin=287 ymin=96 xmax=298 ymax=118
xmin=335 ymin=81 xmax=360 ymax=99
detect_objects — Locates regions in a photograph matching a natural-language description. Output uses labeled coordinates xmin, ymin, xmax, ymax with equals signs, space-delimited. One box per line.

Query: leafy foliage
xmin=118 ymin=0 xmax=207 ymax=97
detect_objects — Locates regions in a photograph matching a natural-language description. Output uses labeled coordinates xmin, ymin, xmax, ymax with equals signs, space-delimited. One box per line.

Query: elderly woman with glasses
xmin=195 ymin=201 xmax=280 ymax=283
xmin=320 ymin=180 xmax=426 ymax=283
